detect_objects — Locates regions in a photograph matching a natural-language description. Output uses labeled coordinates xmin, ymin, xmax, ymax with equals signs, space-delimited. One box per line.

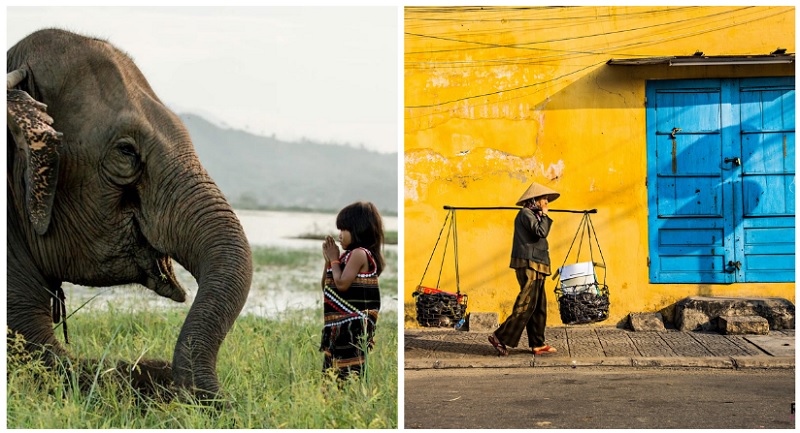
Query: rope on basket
xmin=414 ymin=208 xmax=467 ymax=327
xmin=554 ymin=211 xmax=610 ymax=325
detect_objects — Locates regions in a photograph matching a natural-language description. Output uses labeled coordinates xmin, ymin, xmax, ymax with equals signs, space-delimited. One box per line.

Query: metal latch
xmin=724 ymin=157 xmax=741 ymax=166
xmin=727 ymin=260 xmax=742 ymax=272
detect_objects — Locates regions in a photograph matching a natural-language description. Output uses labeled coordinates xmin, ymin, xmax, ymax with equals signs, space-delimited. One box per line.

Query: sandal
xmin=533 ymin=345 xmax=557 ymax=355
xmin=488 ymin=334 xmax=508 ymax=356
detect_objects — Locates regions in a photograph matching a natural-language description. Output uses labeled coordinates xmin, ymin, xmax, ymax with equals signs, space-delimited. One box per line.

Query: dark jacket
xmin=509 ymin=207 xmax=552 ymax=268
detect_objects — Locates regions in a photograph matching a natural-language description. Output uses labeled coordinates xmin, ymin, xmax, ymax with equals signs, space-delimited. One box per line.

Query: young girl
xmin=320 ymin=201 xmax=385 ymax=379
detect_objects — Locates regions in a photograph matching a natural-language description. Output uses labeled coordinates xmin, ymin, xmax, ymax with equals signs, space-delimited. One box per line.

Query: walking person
xmin=321 ymin=201 xmax=385 ymax=379
xmin=488 ymin=182 xmax=560 ymax=356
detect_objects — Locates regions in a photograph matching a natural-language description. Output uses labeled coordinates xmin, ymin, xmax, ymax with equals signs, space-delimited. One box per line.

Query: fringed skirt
xmin=320 ymin=309 xmax=379 ymax=379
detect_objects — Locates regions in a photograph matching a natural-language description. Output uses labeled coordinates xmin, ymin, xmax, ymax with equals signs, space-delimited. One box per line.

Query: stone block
xmin=719 ymin=316 xmax=769 ymax=335
xmin=657 ymin=304 xmax=677 ymax=327
xmin=629 ymin=312 xmax=666 ymax=332
xmin=678 ymin=308 xmax=716 ymax=332
xmin=674 ymin=296 xmax=795 ymax=331
xmin=466 ymin=312 xmax=498 ymax=332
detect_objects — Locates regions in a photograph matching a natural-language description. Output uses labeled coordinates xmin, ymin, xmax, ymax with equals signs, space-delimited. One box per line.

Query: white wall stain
xmin=427 ymin=70 xmax=451 ymax=88
xmin=406 ymin=148 xmax=545 ymax=203
xmin=493 ymin=66 xmax=515 ymax=81
xmin=405 ymin=177 xmax=419 ymax=202
xmin=545 ymin=159 xmax=565 ymax=180
xmin=405 ymin=150 xmax=448 ymax=203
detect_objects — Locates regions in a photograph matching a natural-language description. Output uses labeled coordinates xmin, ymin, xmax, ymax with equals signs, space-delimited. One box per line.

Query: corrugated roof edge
xmin=607 ymin=54 xmax=794 ymax=66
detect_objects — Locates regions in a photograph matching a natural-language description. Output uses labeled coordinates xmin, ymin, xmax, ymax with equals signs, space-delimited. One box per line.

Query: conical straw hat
xmin=515 ymin=182 xmax=560 ymax=206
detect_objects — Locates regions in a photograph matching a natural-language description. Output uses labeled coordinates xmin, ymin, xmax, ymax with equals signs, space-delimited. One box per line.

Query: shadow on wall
xmin=537 ymin=62 xmax=795 ymax=111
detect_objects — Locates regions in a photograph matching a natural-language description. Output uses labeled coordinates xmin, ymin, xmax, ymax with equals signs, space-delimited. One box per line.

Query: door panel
xmin=737 ymin=79 xmax=795 ymax=282
xmin=647 ymin=77 xmax=794 ymax=284
xmin=648 ymin=82 xmax=732 ymax=283
xmin=654 ymin=89 xmax=722 ymax=133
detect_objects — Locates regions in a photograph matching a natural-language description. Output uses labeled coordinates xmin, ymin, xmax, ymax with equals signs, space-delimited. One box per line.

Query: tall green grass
xmin=7 ymin=308 xmax=397 ymax=428
xmin=8 ymin=244 xmax=398 ymax=428
xmin=251 ymin=246 xmax=320 ymax=269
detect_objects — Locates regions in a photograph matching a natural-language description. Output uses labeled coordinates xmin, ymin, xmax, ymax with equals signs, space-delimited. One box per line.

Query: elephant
xmin=7 ymin=28 xmax=253 ymax=402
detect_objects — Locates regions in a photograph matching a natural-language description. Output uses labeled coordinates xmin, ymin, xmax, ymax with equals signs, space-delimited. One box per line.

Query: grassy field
xmin=7 ymin=245 xmax=398 ymax=429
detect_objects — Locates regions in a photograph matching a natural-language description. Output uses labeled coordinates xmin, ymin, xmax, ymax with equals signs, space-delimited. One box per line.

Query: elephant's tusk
xmin=155 ymin=259 xmax=168 ymax=282
xmin=7 ymin=69 xmax=27 ymax=89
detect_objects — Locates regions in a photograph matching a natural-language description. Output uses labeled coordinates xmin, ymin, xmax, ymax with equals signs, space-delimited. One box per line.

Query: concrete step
xmin=674 ymin=296 xmax=795 ymax=332
xmin=464 ymin=312 xmax=498 ymax=332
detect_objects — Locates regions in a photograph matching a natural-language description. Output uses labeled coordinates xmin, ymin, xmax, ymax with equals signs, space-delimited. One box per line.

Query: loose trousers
xmin=494 ymin=267 xmax=547 ymax=348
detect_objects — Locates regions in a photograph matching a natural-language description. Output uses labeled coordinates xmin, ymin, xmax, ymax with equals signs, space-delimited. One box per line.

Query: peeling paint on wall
xmin=545 ymin=159 xmax=565 ymax=180
xmin=404 ymin=148 xmax=543 ymax=203
xmin=451 ymin=133 xmax=484 ymax=154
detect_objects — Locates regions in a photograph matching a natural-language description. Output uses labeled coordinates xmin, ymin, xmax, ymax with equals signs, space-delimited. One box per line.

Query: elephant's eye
xmin=117 ymin=139 xmax=139 ymax=158
xmin=103 ymin=138 xmax=143 ymax=186
xmin=120 ymin=144 xmax=137 ymax=157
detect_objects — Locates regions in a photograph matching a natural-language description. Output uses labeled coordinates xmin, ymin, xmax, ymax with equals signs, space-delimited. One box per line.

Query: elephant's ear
xmin=7 ymin=73 xmax=63 ymax=236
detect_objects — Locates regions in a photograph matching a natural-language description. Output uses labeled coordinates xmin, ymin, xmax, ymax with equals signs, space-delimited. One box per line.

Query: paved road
xmin=404 ymin=367 xmax=795 ymax=429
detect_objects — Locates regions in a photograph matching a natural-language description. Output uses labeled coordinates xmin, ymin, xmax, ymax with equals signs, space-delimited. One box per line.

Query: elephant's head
xmin=6 ymin=29 xmax=253 ymax=400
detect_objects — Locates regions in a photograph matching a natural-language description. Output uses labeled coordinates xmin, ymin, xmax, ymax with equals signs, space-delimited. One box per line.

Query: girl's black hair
xmin=336 ymin=201 xmax=385 ymax=276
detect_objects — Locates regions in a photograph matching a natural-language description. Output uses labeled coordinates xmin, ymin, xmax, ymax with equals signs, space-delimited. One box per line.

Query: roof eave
xmin=607 ymin=54 xmax=795 ymax=66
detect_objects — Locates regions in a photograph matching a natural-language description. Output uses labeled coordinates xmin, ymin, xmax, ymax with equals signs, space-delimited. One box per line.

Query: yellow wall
xmin=404 ymin=6 xmax=796 ymax=327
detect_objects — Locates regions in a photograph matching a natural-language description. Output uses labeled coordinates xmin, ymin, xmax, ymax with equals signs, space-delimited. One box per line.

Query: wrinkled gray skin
xmin=7 ymin=28 xmax=253 ymax=400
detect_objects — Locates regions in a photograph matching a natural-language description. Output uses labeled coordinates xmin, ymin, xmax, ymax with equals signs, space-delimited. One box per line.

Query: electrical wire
xmin=405 ymin=60 xmax=606 ymax=109
xmin=405 ymin=7 xmax=753 ymax=56
xmin=404 ymin=7 xmax=792 ymax=112
xmin=404 ymin=6 xmax=782 ymax=61
xmin=404 ymin=6 xmax=699 ymax=22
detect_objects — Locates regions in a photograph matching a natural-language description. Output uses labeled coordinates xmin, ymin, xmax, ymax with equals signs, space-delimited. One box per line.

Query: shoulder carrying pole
xmin=443 ymin=205 xmax=597 ymax=214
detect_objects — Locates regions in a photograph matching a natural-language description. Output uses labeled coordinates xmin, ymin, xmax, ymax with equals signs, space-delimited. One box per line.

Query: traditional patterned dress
xmin=321 ymin=247 xmax=381 ymax=379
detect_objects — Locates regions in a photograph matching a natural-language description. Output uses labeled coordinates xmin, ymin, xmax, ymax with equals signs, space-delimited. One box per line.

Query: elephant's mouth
xmin=141 ymin=252 xmax=187 ymax=303
xmin=131 ymin=217 xmax=187 ymax=303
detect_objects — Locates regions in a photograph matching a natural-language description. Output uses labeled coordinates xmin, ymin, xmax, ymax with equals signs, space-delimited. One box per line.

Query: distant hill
xmin=180 ymin=113 xmax=398 ymax=215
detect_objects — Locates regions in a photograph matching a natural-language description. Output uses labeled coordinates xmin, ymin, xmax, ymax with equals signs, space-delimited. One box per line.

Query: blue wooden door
xmin=646 ymin=77 xmax=795 ymax=284
xmin=736 ymin=78 xmax=795 ymax=282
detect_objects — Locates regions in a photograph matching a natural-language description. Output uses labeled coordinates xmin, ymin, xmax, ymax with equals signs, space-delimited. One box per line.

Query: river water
xmin=64 ymin=210 xmax=398 ymax=318
xmin=237 ymin=209 xmax=398 ymax=247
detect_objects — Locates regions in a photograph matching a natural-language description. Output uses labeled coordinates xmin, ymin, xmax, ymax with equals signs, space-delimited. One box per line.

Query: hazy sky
xmin=7 ymin=6 xmax=399 ymax=153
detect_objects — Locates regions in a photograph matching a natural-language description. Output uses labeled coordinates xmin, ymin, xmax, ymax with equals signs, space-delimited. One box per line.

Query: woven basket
xmin=554 ymin=284 xmax=610 ymax=325
xmin=413 ymin=286 xmax=468 ymax=327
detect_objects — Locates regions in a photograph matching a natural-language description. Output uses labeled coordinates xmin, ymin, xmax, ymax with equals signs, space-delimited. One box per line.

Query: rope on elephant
xmin=51 ymin=285 xmax=69 ymax=344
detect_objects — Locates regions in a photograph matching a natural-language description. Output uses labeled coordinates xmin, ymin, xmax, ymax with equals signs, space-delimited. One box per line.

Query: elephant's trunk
xmin=173 ymin=219 xmax=251 ymax=399
xmin=144 ymin=158 xmax=252 ymax=400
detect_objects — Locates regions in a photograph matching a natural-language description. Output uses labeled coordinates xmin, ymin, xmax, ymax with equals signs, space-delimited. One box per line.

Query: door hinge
xmin=644 ymin=96 xmax=648 ymax=107
xmin=645 ymin=176 xmax=648 ymax=187
xmin=647 ymin=257 xmax=650 ymax=267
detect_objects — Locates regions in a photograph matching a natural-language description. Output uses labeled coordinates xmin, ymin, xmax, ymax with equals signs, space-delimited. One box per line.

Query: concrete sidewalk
xmin=404 ymin=326 xmax=795 ymax=370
